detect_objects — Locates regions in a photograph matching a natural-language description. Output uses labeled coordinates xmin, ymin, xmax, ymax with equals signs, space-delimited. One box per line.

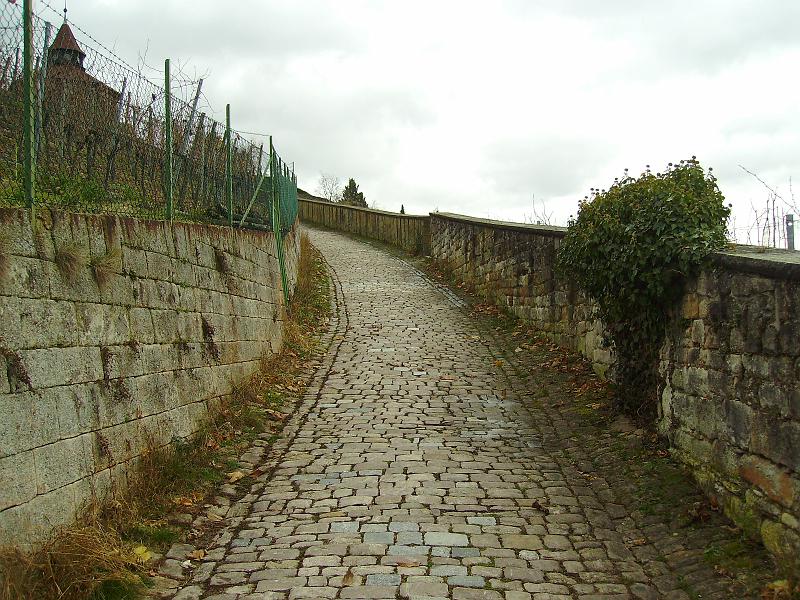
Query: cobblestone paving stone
xmin=166 ymin=227 xmax=769 ymax=600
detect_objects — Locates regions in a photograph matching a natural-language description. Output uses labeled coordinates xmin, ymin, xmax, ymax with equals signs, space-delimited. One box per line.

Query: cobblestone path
xmin=169 ymin=228 xmax=762 ymax=600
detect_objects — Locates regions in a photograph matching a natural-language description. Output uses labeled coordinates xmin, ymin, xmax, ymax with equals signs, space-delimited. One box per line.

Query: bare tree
xmin=739 ymin=166 xmax=798 ymax=248
xmin=523 ymin=194 xmax=554 ymax=225
xmin=316 ymin=173 xmax=342 ymax=202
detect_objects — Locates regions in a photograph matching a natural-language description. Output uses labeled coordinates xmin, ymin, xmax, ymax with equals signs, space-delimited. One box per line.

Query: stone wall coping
xmin=431 ymin=212 xmax=800 ymax=281
xmin=298 ymin=197 xmax=429 ymax=220
xmin=431 ymin=212 xmax=568 ymax=237
xmin=713 ymin=246 xmax=800 ymax=281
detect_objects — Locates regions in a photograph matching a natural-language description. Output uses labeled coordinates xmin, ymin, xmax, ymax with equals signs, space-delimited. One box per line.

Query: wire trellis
xmin=0 ymin=1 xmax=298 ymax=235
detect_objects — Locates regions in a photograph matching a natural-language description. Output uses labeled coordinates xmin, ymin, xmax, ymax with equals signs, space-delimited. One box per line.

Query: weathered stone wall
xmin=660 ymin=252 xmax=800 ymax=556
xmin=429 ymin=211 xmax=800 ymax=558
xmin=299 ymin=198 xmax=431 ymax=255
xmin=430 ymin=213 xmax=613 ymax=376
xmin=0 ymin=208 xmax=298 ymax=547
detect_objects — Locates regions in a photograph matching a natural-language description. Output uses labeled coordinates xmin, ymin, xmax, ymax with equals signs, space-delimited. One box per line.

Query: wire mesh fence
xmin=0 ymin=1 xmax=298 ymax=235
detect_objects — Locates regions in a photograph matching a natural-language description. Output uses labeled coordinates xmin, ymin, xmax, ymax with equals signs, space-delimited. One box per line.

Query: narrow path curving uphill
xmin=167 ymin=226 xmax=767 ymax=600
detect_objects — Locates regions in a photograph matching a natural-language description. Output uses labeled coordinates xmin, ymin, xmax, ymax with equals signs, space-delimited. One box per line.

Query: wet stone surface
xmin=163 ymin=227 xmax=771 ymax=599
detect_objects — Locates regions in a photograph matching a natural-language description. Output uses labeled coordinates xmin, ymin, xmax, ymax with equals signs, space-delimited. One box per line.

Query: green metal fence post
xmin=164 ymin=58 xmax=173 ymax=220
xmin=225 ymin=104 xmax=233 ymax=227
xmin=22 ymin=0 xmax=35 ymax=209
xmin=270 ymin=137 xmax=290 ymax=306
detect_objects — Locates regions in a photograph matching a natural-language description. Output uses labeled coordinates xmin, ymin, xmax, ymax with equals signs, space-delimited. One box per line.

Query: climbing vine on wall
xmin=557 ymin=158 xmax=730 ymax=418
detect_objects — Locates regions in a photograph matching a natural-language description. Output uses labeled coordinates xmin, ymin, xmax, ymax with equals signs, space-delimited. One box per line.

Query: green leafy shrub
xmin=557 ymin=158 xmax=730 ymax=417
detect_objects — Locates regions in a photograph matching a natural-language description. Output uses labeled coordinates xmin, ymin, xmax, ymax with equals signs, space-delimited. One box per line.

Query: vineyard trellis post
xmin=164 ymin=58 xmax=173 ymax=221
xmin=22 ymin=0 xmax=35 ymax=209
xmin=225 ymin=103 xmax=233 ymax=227
xmin=270 ymin=136 xmax=289 ymax=306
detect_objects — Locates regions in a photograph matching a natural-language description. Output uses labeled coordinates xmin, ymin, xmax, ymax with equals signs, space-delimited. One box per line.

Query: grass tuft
xmin=55 ymin=242 xmax=87 ymax=284
xmin=91 ymin=247 xmax=122 ymax=289
xmin=0 ymin=526 xmax=144 ymax=600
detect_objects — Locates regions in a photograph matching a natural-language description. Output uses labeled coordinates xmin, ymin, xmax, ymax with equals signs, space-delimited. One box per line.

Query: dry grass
xmin=55 ymin=242 xmax=87 ymax=285
xmin=91 ymin=247 xmax=122 ymax=289
xmin=0 ymin=526 xmax=143 ymax=600
xmin=0 ymin=232 xmax=330 ymax=600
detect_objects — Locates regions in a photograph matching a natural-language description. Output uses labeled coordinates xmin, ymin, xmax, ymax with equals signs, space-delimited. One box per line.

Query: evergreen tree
xmin=341 ymin=178 xmax=367 ymax=207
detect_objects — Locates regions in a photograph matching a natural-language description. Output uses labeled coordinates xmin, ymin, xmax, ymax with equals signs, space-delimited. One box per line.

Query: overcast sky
xmin=40 ymin=0 xmax=800 ymax=243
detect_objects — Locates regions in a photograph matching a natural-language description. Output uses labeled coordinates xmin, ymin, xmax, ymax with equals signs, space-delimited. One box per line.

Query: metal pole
xmin=164 ymin=58 xmax=173 ymax=220
xmin=22 ymin=0 xmax=36 ymax=208
xmin=226 ymin=104 xmax=233 ymax=227
xmin=787 ymin=214 xmax=795 ymax=251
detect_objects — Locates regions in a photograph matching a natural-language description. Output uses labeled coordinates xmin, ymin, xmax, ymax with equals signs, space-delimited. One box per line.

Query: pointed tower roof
xmin=51 ymin=22 xmax=85 ymax=59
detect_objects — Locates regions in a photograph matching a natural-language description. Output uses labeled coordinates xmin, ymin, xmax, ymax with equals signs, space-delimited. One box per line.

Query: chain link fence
xmin=0 ymin=1 xmax=298 ymax=236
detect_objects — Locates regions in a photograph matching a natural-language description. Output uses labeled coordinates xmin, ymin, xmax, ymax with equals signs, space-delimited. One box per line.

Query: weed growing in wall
xmin=557 ymin=158 xmax=730 ymax=418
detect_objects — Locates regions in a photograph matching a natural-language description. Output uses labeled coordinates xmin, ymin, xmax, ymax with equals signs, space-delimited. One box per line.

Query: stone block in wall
xmin=134 ymin=279 xmax=181 ymax=310
xmin=121 ymin=246 xmax=149 ymax=280
xmin=725 ymin=399 xmax=754 ymax=448
xmin=145 ymin=250 xmax=177 ymax=283
xmin=759 ymin=382 xmax=790 ymax=418
xmin=128 ymin=307 xmax=155 ymax=344
xmin=750 ymin=413 xmax=800 ymax=470
xmin=20 ymin=346 xmax=104 ymax=389
xmin=0 ymin=390 xmax=61 ymax=458
xmin=47 ymin=255 xmax=105 ymax=306
xmin=0 ymin=450 xmax=37 ymax=510
xmin=75 ymin=303 xmax=132 ymax=347
xmin=0 ymin=296 xmax=78 ymax=351
xmin=96 ymin=272 xmax=137 ymax=306
xmin=150 ymin=310 xmax=181 ymax=345
xmin=1 ymin=255 xmax=50 ymax=299
xmin=121 ymin=219 xmax=175 ymax=256
xmin=51 ymin=382 xmax=105 ymax=438
xmin=0 ymin=356 xmax=8 ymax=395
xmin=738 ymin=454 xmax=797 ymax=509
xmin=172 ymin=258 xmax=197 ymax=289
xmin=33 ymin=435 xmax=93 ymax=495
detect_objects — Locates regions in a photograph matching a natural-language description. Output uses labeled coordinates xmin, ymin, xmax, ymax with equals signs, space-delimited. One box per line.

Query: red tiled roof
xmin=51 ymin=22 xmax=85 ymax=58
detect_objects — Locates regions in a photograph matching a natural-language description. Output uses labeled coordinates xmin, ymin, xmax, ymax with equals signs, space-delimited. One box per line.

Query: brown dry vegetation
xmin=55 ymin=242 xmax=88 ymax=284
xmin=0 ymin=231 xmax=330 ymax=600
xmin=90 ymin=248 xmax=122 ymax=289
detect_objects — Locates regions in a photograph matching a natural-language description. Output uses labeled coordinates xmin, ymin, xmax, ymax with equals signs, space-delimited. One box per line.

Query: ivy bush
xmin=557 ymin=158 xmax=730 ymax=417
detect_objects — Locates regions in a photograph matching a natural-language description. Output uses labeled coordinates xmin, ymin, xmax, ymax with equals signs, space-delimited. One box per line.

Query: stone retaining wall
xmin=299 ymin=198 xmax=430 ymax=255
xmin=0 ymin=208 xmax=298 ymax=547
xmin=429 ymin=211 xmax=800 ymax=558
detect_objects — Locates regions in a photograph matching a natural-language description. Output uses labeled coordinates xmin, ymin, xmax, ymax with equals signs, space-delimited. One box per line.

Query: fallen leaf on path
xmin=188 ymin=549 xmax=206 ymax=560
xmin=761 ymin=580 xmax=794 ymax=600
xmin=133 ymin=545 xmax=152 ymax=564
xmin=227 ymin=470 xmax=246 ymax=483
xmin=531 ymin=500 xmax=550 ymax=514
xmin=393 ymin=558 xmax=422 ymax=567
xmin=630 ymin=538 xmax=647 ymax=546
